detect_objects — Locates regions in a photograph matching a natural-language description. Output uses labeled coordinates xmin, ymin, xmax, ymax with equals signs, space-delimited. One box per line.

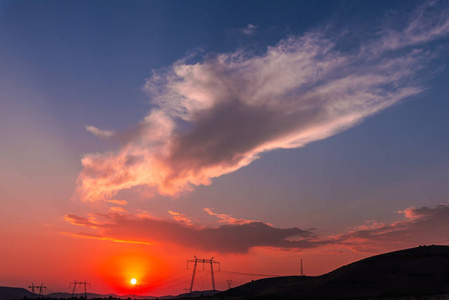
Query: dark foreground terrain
xmin=217 ymin=245 xmax=449 ymax=300
xmin=3 ymin=245 xmax=449 ymax=300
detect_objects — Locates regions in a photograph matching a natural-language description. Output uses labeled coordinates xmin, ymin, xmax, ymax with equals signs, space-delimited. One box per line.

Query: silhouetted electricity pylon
xmin=28 ymin=283 xmax=36 ymax=297
xmin=300 ymin=259 xmax=304 ymax=276
xmin=37 ymin=283 xmax=47 ymax=296
xmin=186 ymin=256 xmax=220 ymax=295
xmin=227 ymin=280 xmax=232 ymax=289
xmin=134 ymin=284 xmax=142 ymax=300
xmin=29 ymin=283 xmax=46 ymax=297
xmin=70 ymin=280 xmax=91 ymax=298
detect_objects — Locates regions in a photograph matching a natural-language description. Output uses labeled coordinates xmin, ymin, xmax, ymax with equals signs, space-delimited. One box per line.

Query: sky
xmin=1 ymin=0 xmax=449 ymax=296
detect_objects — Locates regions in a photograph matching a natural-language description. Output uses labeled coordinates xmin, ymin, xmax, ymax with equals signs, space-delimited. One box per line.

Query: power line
xmin=151 ymin=275 xmax=191 ymax=290
xmin=143 ymin=269 xmax=188 ymax=287
xmin=219 ymin=270 xmax=283 ymax=277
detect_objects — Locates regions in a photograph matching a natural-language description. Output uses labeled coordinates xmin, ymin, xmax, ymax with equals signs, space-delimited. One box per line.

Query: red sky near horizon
xmin=2 ymin=0 xmax=449 ymax=296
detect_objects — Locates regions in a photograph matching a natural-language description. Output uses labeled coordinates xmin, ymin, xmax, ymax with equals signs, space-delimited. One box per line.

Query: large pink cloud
xmin=76 ymin=1 xmax=449 ymax=203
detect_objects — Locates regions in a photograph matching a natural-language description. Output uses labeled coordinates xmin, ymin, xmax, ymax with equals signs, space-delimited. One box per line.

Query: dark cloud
xmin=65 ymin=213 xmax=330 ymax=253
xmin=65 ymin=202 xmax=449 ymax=253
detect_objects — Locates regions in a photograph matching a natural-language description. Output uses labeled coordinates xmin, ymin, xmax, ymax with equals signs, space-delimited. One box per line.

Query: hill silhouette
xmin=219 ymin=245 xmax=449 ymax=299
xmin=0 ymin=287 xmax=31 ymax=300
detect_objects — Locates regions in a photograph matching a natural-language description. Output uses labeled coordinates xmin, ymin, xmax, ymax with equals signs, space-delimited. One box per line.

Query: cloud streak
xmin=76 ymin=1 xmax=449 ymax=202
xmin=204 ymin=208 xmax=262 ymax=225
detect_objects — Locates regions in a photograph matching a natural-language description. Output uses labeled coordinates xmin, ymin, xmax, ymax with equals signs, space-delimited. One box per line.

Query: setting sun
xmin=131 ymin=278 xmax=137 ymax=285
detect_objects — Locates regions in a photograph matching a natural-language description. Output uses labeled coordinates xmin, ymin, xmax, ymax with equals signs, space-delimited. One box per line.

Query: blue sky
xmin=1 ymin=0 xmax=449 ymax=295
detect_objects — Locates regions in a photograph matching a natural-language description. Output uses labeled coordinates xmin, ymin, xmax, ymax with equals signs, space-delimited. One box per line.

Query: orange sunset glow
xmin=2 ymin=1 xmax=449 ymax=299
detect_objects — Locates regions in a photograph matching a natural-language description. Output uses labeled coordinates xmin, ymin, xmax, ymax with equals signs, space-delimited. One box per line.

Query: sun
xmin=130 ymin=278 xmax=137 ymax=285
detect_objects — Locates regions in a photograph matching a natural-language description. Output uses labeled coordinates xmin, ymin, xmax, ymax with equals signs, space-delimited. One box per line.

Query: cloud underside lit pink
xmin=65 ymin=213 xmax=322 ymax=253
xmin=76 ymin=2 xmax=449 ymax=203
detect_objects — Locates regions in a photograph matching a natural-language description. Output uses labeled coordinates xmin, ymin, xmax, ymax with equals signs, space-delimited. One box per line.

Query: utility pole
xmin=300 ymin=259 xmax=304 ymax=276
xmin=187 ymin=256 xmax=220 ymax=295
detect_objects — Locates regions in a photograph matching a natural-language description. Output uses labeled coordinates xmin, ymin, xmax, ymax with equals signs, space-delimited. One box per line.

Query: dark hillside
xmin=0 ymin=287 xmax=31 ymax=300
xmin=219 ymin=245 xmax=449 ymax=299
xmin=222 ymin=276 xmax=311 ymax=298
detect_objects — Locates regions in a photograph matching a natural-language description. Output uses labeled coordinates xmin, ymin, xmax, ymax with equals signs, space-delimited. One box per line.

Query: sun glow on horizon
xmin=131 ymin=278 xmax=137 ymax=285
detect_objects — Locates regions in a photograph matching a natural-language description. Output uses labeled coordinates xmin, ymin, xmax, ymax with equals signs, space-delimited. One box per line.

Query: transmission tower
xmin=300 ymin=259 xmax=304 ymax=276
xmin=133 ymin=284 xmax=142 ymax=300
xmin=227 ymin=280 xmax=232 ymax=289
xmin=70 ymin=280 xmax=91 ymax=298
xmin=29 ymin=283 xmax=46 ymax=297
xmin=37 ymin=283 xmax=47 ymax=296
xmin=28 ymin=283 xmax=36 ymax=297
xmin=186 ymin=256 xmax=220 ymax=295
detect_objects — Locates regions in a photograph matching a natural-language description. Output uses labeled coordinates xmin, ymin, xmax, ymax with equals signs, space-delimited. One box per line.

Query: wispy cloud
xmin=168 ymin=210 xmax=192 ymax=225
xmin=109 ymin=206 xmax=127 ymax=213
xmin=204 ymin=208 xmax=263 ymax=225
xmin=62 ymin=232 xmax=154 ymax=245
xmin=378 ymin=0 xmax=449 ymax=51
xmin=65 ymin=214 xmax=100 ymax=228
xmin=85 ymin=125 xmax=115 ymax=139
xmin=107 ymin=199 xmax=128 ymax=206
xmin=75 ymin=1 xmax=449 ymax=203
xmin=65 ymin=212 xmax=325 ymax=253
xmin=240 ymin=24 xmax=257 ymax=35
